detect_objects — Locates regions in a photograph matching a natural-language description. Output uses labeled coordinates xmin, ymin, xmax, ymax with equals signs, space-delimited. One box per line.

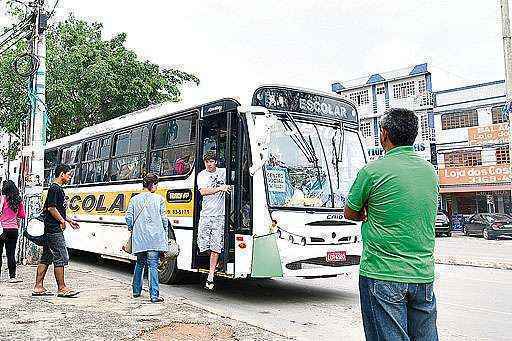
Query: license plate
xmin=326 ymin=251 xmax=346 ymax=262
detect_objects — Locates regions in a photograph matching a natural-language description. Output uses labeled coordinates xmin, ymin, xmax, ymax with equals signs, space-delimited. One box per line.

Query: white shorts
xmin=197 ymin=216 xmax=224 ymax=253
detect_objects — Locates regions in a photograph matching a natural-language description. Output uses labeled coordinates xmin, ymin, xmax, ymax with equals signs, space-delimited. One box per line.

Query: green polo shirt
xmin=347 ymin=146 xmax=439 ymax=283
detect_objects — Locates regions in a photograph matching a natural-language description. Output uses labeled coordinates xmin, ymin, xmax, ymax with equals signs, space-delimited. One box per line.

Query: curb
xmin=435 ymin=257 xmax=512 ymax=271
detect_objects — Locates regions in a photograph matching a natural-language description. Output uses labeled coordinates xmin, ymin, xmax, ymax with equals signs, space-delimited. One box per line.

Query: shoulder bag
xmin=122 ymin=197 xmax=149 ymax=254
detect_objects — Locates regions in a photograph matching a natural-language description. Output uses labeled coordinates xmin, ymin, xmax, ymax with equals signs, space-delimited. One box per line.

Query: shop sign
xmin=468 ymin=123 xmax=509 ymax=146
xmin=367 ymin=142 xmax=430 ymax=161
xmin=439 ymin=164 xmax=511 ymax=185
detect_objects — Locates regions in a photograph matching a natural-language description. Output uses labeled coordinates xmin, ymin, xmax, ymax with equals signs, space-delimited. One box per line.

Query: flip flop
xmin=57 ymin=290 xmax=80 ymax=298
xmin=32 ymin=291 xmax=54 ymax=297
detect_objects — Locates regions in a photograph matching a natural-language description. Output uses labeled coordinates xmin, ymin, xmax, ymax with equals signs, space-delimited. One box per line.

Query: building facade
xmin=332 ymin=63 xmax=436 ymax=163
xmin=434 ymin=80 xmax=511 ymax=216
xmin=0 ymin=133 xmax=20 ymax=184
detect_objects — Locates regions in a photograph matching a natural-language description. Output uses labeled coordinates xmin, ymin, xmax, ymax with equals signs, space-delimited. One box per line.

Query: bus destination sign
xmin=252 ymin=86 xmax=358 ymax=124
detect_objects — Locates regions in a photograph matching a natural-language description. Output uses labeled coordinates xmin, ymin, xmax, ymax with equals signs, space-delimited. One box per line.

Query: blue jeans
xmin=132 ymin=251 xmax=160 ymax=300
xmin=359 ymin=276 xmax=438 ymax=341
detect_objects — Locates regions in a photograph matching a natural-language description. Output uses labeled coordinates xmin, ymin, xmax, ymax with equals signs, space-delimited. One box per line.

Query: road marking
xmin=440 ymin=302 xmax=512 ymax=316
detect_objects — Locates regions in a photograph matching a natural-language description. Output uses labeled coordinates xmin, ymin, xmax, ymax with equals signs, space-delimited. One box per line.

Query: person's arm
xmin=344 ymin=205 xmax=367 ymax=222
xmin=125 ymin=200 xmax=135 ymax=232
xmin=46 ymin=186 xmax=67 ymax=230
xmin=344 ymin=168 xmax=372 ymax=222
xmin=47 ymin=207 xmax=67 ymax=230
xmin=17 ymin=202 xmax=26 ymax=219
xmin=197 ymin=171 xmax=230 ymax=196
xmin=199 ymin=186 xmax=230 ymax=196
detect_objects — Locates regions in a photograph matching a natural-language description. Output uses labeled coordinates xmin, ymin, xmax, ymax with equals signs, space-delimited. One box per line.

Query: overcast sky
xmin=1 ymin=1 xmax=507 ymax=103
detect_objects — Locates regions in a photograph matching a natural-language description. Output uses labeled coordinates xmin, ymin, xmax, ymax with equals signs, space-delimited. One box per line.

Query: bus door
xmin=192 ymin=101 xmax=246 ymax=274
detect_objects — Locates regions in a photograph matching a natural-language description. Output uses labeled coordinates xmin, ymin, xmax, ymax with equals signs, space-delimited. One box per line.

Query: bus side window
xmin=61 ymin=144 xmax=81 ymax=185
xmin=80 ymin=136 xmax=111 ymax=185
xmin=44 ymin=149 xmax=59 ymax=186
xmin=110 ymin=127 xmax=148 ymax=181
xmin=149 ymin=114 xmax=197 ymax=177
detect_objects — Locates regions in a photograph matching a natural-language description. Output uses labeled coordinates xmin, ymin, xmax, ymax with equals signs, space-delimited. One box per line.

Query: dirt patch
xmin=141 ymin=322 xmax=235 ymax=341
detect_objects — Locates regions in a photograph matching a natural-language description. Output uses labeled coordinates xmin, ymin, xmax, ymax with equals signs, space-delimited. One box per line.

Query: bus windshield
xmin=264 ymin=118 xmax=365 ymax=209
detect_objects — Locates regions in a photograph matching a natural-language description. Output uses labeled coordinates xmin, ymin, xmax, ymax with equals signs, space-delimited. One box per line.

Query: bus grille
xmin=285 ymin=255 xmax=361 ymax=270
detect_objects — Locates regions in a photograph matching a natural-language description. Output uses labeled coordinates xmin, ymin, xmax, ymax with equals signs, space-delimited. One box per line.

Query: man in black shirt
xmin=33 ymin=164 xmax=80 ymax=297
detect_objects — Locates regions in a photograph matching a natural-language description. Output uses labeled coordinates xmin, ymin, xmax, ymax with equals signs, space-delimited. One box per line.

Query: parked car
xmin=435 ymin=210 xmax=452 ymax=237
xmin=463 ymin=213 xmax=512 ymax=240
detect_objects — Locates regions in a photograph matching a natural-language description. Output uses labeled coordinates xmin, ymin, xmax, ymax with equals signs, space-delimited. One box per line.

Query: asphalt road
xmin=70 ymin=252 xmax=512 ymax=341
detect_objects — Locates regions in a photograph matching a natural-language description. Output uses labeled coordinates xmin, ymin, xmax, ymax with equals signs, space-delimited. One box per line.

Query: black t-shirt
xmin=44 ymin=183 xmax=66 ymax=233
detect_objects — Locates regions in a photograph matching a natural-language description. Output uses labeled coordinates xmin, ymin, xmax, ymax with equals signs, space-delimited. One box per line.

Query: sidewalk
xmin=435 ymin=233 xmax=512 ymax=270
xmin=0 ymin=263 xmax=287 ymax=341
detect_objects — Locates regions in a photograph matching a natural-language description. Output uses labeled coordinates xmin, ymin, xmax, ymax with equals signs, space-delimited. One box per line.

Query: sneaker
xmin=151 ymin=297 xmax=164 ymax=303
xmin=9 ymin=278 xmax=22 ymax=283
xmin=204 ymin=280 xmax=215 ymax=291
xmin=133 ymin=294 xmax=141 ymax=298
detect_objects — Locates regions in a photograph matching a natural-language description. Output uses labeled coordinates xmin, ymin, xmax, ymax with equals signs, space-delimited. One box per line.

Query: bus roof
xmin=46 ymin=97 xmax=237 ymax=149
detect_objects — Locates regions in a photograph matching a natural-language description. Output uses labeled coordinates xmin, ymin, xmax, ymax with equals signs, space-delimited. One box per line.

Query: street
xmin=67 ymin=237 xmax=512 ymax=341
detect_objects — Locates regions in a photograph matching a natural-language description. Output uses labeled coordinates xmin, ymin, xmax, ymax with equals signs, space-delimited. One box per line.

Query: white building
xmin=434 ymin=80 xmax=510 ymax=216
xmin=0 ymin=132 xmax=20 ymax=184
xmin=332 ymin=63 xmax=436 ymax=162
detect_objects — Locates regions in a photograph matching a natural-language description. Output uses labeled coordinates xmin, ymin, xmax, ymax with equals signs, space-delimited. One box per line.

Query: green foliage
xmin=0 ymin=14 xmax=199 ymax=143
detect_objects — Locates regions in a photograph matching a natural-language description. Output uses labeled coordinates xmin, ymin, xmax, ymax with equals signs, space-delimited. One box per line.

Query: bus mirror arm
xmin=249 ymin=156 xmax=268 ymax=176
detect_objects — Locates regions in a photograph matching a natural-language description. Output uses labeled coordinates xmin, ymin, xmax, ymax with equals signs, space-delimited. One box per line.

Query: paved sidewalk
xmin=0 ymin=263 xmax=287 ymax=341
xmin=435 ymin=234 xmax=512 ymax=270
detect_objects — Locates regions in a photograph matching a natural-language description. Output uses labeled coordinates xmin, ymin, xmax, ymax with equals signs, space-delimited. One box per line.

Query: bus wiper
xmin=331 ymin=128 xmax=344 ymax=188
xmin=284 ymin=112 xmax=317 ymax=164
xmin=283 ymin=121 xmax=315 ymax=164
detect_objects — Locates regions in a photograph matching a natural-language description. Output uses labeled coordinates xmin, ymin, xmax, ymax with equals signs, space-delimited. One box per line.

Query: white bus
xmin=43 ymin=85 xmax=366 ymax=283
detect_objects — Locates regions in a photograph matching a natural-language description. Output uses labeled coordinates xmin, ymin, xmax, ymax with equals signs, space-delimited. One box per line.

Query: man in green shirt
xmin=344 ymin=108 xmax=439 ymax=341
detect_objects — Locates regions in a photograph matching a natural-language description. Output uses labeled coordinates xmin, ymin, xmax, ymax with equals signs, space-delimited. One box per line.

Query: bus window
xmin=150 ymin=114 xmax=197 ymax=177
xmin=111 ymin=155 xmax=146 ymax=181
xmin=110 ymin=126 xmax=149 ymax=181
xmin=61 ymin=144 xmax=81 ymax=185
xmin=80 ymin=136 xmax=111 ymax=185
xmin=98 ymin=137 xmax=111 ymax=159
xmin=44 ymin=149 xmax=59 ymax=186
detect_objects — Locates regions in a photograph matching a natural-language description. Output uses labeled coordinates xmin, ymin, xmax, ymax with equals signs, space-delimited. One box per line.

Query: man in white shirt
xmin=197 ymin=150 xmax=231 ymax=290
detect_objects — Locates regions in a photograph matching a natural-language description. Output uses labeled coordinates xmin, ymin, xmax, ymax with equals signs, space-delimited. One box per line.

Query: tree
xmin=0 ymin=14 xmax=199 ymax=143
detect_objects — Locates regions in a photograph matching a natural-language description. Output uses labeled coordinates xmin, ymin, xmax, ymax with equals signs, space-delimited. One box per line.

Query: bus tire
xmin=158 ymin=258 xmax=182 ymax=284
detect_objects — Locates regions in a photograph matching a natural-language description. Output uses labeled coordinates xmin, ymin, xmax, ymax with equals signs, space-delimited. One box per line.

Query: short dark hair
xmin=379 ymin=108 xmax=418 ymax=146
xmin=143 ymin=173 xmax=159 ymax=189
xmin=203 ymin=150 xmax=216 ymax=161
xmin=54 ymin=164 xmax=71 ymax=178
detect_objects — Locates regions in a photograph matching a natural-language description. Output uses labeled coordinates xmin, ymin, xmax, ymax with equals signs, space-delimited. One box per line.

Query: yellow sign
xmin=468 ymin=123 xmax=509 ymax=146
xmin=439 ymin=164 xmax=511 ymax=185
xmin=43 ymin=188 xmax=194 ymax=218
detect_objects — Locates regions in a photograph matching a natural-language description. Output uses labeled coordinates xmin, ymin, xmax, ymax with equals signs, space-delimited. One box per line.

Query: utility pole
xmin=19 ymin=0 xmax=48 ymax=264
xmin=500 ymin=0 xmax=512 ymax=214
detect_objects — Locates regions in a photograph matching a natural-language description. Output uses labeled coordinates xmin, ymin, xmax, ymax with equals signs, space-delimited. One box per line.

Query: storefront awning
xmin=440 ymin=184 xmax=512 ymax=193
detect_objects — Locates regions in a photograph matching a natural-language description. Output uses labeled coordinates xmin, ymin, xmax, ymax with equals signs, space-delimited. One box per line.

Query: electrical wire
xmin=0 ymin=31 xmax=30 ymax=58
xmin=0 ymin=1 xmax=31 ymax=39
xmin=0 ymin=20 xmax=31 ymax=50
xmin=47 ymin=0 xmax=60 ymax=21
xmin=14 ymin=52 xmax=40 ymax=77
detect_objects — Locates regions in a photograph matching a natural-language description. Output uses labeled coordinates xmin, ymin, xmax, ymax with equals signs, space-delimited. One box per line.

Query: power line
xmin=0 ymin=31 xmax=30 ymax=57
xmin=47 ymin=0 xmax=60 ymax=21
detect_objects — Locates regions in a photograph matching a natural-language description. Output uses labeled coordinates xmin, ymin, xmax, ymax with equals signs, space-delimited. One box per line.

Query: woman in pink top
xmin=0 ymin=180 xmax=26 ymax=282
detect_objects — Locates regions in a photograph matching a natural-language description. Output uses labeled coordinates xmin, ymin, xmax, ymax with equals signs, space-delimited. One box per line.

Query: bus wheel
xmin=158 ymin=257 xmax=182 ymax=284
